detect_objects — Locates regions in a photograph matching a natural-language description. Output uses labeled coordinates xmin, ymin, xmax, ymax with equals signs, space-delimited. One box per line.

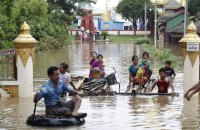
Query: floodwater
xmin=1 ymin=42 xmax=200 ymax=130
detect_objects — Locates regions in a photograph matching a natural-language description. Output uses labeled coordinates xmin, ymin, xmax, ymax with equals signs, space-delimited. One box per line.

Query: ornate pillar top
xmin=13 ymin=22 xmax=38 ymax=49
xmin=179 ymin=22 xmax=200 ymax=67
xmin=179 ymin=22 xmax=200 ymax=43
xmin=13 ymin=22 xmax=38 ymax=66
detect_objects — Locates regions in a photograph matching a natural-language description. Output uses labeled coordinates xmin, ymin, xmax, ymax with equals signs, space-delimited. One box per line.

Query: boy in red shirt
xmin=150 ymin=68 xmax=175 ymax=93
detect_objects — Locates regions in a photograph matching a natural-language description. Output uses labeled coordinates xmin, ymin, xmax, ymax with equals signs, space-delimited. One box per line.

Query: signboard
xmin=187 ymin=42 xmax=199 ymax=51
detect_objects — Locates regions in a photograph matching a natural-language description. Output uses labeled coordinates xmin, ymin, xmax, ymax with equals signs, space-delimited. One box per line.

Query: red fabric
xmin=80 ymin=14 xmax=95 ymax=31
xmin=157 ymin=79 xmax=169 ymax=93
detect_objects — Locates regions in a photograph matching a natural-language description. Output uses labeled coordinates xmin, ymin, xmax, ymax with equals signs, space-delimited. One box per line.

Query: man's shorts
xmin=46 ymin=100 xmax=74 ymax=116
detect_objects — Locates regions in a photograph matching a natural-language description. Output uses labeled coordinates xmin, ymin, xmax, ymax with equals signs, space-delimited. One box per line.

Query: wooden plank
xmin=115 ymin=92 xmax=179 ymax=96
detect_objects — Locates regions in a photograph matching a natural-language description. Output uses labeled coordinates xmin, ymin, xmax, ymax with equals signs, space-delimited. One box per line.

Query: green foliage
xmin=135 ymin=37 xmax=151 ymax=44
xmin=0 ymin=42 xmax=14 ymax=49
xmin=188 ymin=0 xmax=199 ymax=16
xmin=66 ymin=35 xmax=75 ymax=45
xmin=108 ymin=35 xmax=144 ymax=43
xmin=101 ymin=31 xmax=109 ymax=37
xmin=142 ymin=44 xmax=182 ymax=67
xmin=116 ymin=0 xmax=153 ymax=28
xmin=0 ymin=0 xmax=86 ymax=51
xmin=37 ymin=35 xmax=63 ymax=52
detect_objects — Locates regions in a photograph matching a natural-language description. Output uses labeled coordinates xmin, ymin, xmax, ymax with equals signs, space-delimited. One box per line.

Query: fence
xmin=68 ymin=30 xmax=151 ymax=36
xmin=0 ymin=49 xmax=17 ymax=81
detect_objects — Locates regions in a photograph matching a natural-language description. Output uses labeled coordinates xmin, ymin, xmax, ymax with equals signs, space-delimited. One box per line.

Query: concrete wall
xmin=101 ymin=21 xmax=124 ymax=30
xmin=69 ymin=30 xmax=151 ymax=36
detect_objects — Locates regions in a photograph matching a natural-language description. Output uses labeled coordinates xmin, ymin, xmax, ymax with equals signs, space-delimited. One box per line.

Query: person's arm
xmin=69 ymin=82 xmax=77 ymax=90
xmin=148 ymin=60 xmax=152 ymax=70
xmin=184 ymin=81 xmax=200 ymax=98
xmin=71 ymin=76 xmax=83 ymax=82
xmin=168 ymin=78 xmax=175 ymax=93
xmin=128 ymin=73 xmax=133 ymax=86
xmin=186 ymin=83 xmax=200 ymax=101
xmin=62 ymin=82 xmax=83 ymax=96
xmin=33 ymin=86 xmax=46 ymax=103
xmin=172 ymin=68 xmax=176 ymax=77
xmin=128 ymin=66 xmax=133 ymax=86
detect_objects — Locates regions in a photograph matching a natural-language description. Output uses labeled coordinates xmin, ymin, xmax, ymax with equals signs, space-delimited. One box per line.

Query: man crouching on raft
xmin=184 ymin=81 xmax=200 ymax=101
xmin=150 ymin=68 xmax=175 ymax=94
xmin=33 ymin=66 xmax=87 ymax=118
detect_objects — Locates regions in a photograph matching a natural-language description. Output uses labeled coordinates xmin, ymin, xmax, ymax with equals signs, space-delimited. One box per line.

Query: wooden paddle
xmin=33 ymin=103 xmax=37 ymax=119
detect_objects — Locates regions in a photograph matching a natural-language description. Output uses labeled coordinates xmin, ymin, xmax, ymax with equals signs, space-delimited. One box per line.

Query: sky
xmin=92 ymin=0 xmax=121 ymax=10
xmin=92 ymin=0 xmax=182 ymax=10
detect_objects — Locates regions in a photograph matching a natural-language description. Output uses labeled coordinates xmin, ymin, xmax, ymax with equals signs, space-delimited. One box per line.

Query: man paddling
xmin=150 ymin=68 xmax=175 ymax=94
xmin=33 ymin=66 xmax=87 ymax=118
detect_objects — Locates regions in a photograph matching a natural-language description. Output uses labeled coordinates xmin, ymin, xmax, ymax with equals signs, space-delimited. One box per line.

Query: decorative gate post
xmin=13 ymin=22 xmax=38 ymax=97
xmin=179 ymin=22 xmax=200 ymax=96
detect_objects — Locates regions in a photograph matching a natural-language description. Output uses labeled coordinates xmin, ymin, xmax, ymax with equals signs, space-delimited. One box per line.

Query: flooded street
xmin=1 ymin=42 xmax=200 ymax=130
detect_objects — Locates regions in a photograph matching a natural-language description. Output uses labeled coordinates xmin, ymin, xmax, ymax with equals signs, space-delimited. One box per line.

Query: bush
xmin=37 ymin=35 xmax=62 ymax=51
xmin=1 ymin=42 xmax=14 ymax=49
xmin=101 ymin=31 xmax=109 ymax=37
xmin=142 ymin=44 xmax=182 ymax=67
xmin=135 ymin=37 xmax=151 ymax=44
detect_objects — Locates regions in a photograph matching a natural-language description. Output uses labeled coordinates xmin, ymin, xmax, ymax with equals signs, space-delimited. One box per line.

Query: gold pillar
xmin=179 ymin=22 xmax=200 ymax=96
xmin=179 ymin=22 xmax=200 ymax=66
xmin=13 ymin=22 xmax=38 ymax=67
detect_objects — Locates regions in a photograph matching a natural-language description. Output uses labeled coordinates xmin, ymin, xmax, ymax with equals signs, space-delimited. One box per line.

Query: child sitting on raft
xmin=90 ymin=54 xmax=105 ymax=78
xmin=126 ymin=55 xmax=148 ymax=93
xmin=150 ymin=68 xmax=175 ymax=94
xmin=139 ymin=51 xmax=152 ymax=81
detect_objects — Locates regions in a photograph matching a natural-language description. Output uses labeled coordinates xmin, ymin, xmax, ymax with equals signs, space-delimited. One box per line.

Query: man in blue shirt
xmin=33 ymin=66 xmax=87 ymax=118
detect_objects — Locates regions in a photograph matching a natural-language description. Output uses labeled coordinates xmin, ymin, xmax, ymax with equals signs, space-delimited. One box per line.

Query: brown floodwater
xmin=1 ymin=42 xmax=200 ymax=130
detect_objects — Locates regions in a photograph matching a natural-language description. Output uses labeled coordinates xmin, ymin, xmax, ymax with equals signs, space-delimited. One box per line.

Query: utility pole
xmin=154 ymin=3 xmax=157 ymax=48
xmin=183 ymin=0 xmax=188 ymax=35
xmin=144 ymin=0 xmax=147 ymax=37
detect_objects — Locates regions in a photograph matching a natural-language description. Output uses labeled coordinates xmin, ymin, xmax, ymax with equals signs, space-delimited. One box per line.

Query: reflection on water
xmin=0 ymin=42 xmax=199 ymax=129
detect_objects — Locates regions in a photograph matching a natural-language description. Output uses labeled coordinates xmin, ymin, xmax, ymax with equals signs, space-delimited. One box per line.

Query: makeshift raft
xmin=26 ymin=114 xmax=85 ymax=127
xmin=115 ymin=92 xmax=179 ymax=96
xmin=76 ymin=68 xmax=120 ymax=96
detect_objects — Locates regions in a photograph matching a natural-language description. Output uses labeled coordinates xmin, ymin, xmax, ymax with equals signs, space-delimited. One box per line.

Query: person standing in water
xmin=163 ymin=60 xmax=176 ymax=89
xmin=150 ymin=68 xmax=175 ymax=94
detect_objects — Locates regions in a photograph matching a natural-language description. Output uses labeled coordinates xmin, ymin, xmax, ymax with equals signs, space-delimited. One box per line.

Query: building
xmin=157 ymin=0 xmax=185 ymax=44
xmin=75 ymin=0 xmax=125 ymax=30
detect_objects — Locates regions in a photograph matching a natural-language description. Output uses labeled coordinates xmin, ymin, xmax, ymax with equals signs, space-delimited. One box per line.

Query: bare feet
xmin=72 ymin=112 xmax=87 ymax=118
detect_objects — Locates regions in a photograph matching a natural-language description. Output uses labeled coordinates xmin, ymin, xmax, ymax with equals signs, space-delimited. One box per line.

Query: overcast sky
xmin=92 ymin=0 xmax=121 ymax=10
xmin=92 ymin=0 xmax=181 ymax=10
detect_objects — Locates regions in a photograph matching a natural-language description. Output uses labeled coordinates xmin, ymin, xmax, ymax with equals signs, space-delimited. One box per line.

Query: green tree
xmin=116 ymin=0 xmax=152 ymax=31
xmin=188 ymin=0 xmax=200 ymax=16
